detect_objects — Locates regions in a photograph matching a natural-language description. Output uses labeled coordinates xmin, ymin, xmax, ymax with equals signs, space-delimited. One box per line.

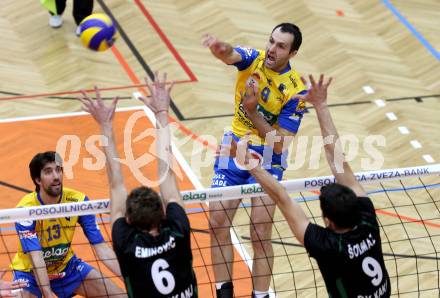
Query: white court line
xmin=374 ymin=99 xmax=386 ymax=107
xmin=0 ymin=106 xmax=145 ymax=123
xmin=410 ymin=140 xmax=422 ymax=149
xmin=133 ymin=92 xmax=142 ymax=100
xmin=141 ymin=107 xmax=267 ymax=295
xmin=363 ymin=85 xmax=375 ymax=94
xmin=423 ymin=155 xmax=435 ymax=163
xmin=0 ymin=104 xmax=270 ymax=296
xmin=386 ymin=112 xmax=397 ymax=121
xmin=398 ymin=126 xmax=410 ymax=135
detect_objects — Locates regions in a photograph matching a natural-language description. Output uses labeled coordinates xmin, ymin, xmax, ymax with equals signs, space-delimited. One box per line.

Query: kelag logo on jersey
xmin=256 ymin=105 xmax=277 ymax=125
xmin=42 ymin=243 xmax=69 ymax=263
xmin=238 ymin=101 xmax=278 ymax=126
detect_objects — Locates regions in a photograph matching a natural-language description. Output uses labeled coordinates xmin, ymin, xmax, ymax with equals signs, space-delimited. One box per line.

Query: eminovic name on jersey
xmin=135 ymin=236 xmax=176 ymax=258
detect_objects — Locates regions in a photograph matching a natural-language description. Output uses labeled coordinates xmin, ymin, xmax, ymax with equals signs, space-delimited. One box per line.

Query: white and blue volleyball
xmin=79 ymin=13 xmax=117 ymax=52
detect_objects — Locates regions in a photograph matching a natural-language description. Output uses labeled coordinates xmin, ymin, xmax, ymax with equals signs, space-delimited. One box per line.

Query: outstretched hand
xmin=78 ymin=86 xmax=119 ymax=127
xmin=202 ymin=33 xmax=233 ymax=59
xmin=0 ymin=269 xmax=26 ymax=297
xmin=202 ymin=33 xmax=226 ymax=54
xmin=202 ymin=33 xmax=218 ymax=48
xmin=296 ymin=74 xmax=332 ymax=107
xmin=138 ymin=72 xmax=174 ymax=115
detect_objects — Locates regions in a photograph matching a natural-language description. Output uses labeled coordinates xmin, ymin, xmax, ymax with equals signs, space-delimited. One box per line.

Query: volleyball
xmin=79 ymin=13 xmax=117 ymax=52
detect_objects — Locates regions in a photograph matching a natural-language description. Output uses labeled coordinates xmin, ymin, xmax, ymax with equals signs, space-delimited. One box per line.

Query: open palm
xmin=296 ymin=74 xmax=332 ymax=107
xmin=138 ymin=72 xmax=174 ymax=114
xmin=78 ymin=86 xmax=119 ymax=126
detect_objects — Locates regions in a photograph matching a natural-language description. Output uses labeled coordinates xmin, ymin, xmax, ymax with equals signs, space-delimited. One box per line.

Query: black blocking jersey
xmin=112 ymin=203 xmax=197 ymax=298
xmin=304 ymin=197 xmax=390 ymax=298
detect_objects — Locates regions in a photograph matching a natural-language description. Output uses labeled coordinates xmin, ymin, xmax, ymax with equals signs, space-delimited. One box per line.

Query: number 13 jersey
xmin=11 ymin=188 xmax=104 ymax=275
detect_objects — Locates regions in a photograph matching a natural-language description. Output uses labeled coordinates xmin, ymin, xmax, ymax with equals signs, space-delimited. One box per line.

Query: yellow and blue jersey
xmin=224 ymin=47 xmax=306 ymax=168
xmin=11 ymin=188 xmax=104 ymax=275
xmin=232 ymin=47 xmax=306 ymax=143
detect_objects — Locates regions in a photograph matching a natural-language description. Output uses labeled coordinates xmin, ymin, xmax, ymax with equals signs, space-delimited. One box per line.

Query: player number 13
xmin=151 ymin=258 xmax=176 ymax=295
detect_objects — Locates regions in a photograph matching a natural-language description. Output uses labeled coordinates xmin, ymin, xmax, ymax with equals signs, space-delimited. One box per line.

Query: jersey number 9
xmin=362 ymin=256 xmax=383 ymax=286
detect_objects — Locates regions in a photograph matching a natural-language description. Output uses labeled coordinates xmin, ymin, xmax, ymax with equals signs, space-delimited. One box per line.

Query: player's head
xmin=29 ymin=151 xmax=63 ymax=196
xmin=265 ymin=23 xmax=302 ymax=71
xmin=126 ymin=186 xmax=164 ymax=231
xmin=319 ymin=183 xmax=360 ymax=230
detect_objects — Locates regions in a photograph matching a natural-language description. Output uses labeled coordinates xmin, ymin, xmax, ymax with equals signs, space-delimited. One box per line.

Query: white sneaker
xmin=49 ymin=15 xmax=63 ymax=28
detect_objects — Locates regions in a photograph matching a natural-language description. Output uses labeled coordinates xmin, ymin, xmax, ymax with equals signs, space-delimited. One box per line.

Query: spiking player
xmin=11 ymin=151 xmax=125 ymax=298
xmin=79 ymin=74 xmax=197 ymax=298
xmin=234 ymin=74 xmax=391 ymax=298
xmin=203 ymin=23 xmax=307 ymax=298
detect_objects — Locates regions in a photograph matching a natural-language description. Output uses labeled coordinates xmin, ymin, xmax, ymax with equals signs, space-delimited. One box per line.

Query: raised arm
xmin=296 ymin=75 xmax=366 ymax=197
xmin=139 ymin=73 xmax=183 ymax=207
xmin=228 ymin=138 xmax=309 ymax=244
xmin=93 ymin=242 xmax=122 ymax=277
xmin=78 ymin=87 xmax=127 ymax=227
xmin=202 ymin=33 xmax=243 ymax=65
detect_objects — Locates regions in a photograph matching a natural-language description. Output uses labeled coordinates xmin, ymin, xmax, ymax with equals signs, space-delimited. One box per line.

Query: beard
xmin=45 ymin=182 xmax=62 ymax=197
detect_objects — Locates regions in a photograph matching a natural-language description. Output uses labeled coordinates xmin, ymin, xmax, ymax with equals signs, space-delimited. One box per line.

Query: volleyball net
xmin=0 ymin=164 xmax=439 ymax=297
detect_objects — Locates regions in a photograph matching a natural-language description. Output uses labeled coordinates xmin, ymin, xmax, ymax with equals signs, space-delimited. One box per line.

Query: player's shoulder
xmin=16 ymin=192 xmax=39 ymax=208
xmin=234 ymin=47 xmax=264 ymax=72
xmin=62 ymin=187 xmax=87 ymax=203
xmin=283 ymin=67 xmax=306 ymax=95
xmin=235 ymin=46 xmax=263 ymax=57
xmin=255 ymin=48 xmax=265 ymax=56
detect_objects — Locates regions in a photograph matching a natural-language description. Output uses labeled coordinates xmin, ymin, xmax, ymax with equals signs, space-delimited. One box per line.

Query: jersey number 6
xmin=151 ymin=258 xmax=176 ymax=295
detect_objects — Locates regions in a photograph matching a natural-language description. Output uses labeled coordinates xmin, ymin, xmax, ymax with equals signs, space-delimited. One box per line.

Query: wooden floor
xmin=0 ymin=0 xmax=439 ymax=296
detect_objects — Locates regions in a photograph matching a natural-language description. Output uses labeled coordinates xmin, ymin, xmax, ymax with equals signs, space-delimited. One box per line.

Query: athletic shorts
xmin=212 ymin=132 xmax=285 ymax=188
xmin=212 ymin=156 xmax=284 ymax=188
xmin=13 ymin=256 xmax=93 ymax=298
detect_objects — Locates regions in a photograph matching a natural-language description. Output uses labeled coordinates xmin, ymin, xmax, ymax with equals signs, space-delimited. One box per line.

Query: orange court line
xmin=0 ymin=110 xmax=252 ymax=297
xmin=133 ymin=0 xmax=198 ymax=82
xmin=110 ymin=44 xmax=217 ymax=151
xmin=307 ymin=187 xmax=440 ymax=228
xmin=111 ymin=46 xmax=142 ymax=86
xmin=0 ymin=80 xmax=193 ymax=101
xmin=376 ymin=209 xmax=440 ymax=229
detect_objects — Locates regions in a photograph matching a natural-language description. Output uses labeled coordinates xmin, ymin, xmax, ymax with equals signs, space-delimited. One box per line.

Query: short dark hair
xmin=319 ymin=183 xmax=360 ymax=229
xmin=126 ymin=186 xmax=164 ymax=231
xmin=272 ymin=23 xmax=302 ymax=52
xmin=29 ymin=151 xmax=62 ymax=192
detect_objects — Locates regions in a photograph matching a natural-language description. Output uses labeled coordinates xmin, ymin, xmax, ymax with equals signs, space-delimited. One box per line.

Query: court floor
xmin=0 ymin=0 xmax=439 ymax=296
xmin=0 ymin=109 xmax=253 ymax=297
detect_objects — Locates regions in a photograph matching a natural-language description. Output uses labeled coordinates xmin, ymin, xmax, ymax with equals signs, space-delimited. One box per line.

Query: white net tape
xmin=0 ymin=164 xmax=438 ymax=224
